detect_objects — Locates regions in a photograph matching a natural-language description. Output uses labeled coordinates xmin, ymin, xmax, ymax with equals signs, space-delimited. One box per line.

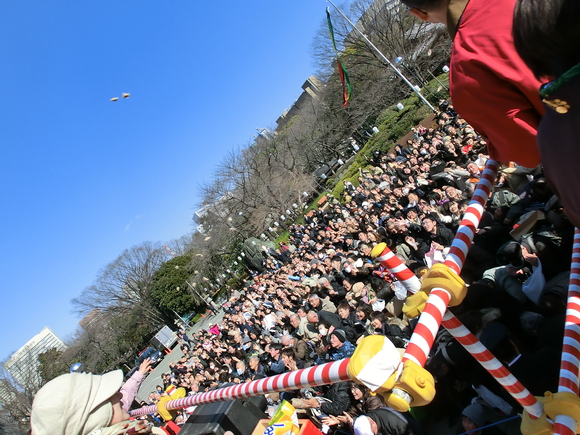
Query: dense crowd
xmin=142 ymin=103 xmax=574 ymax=434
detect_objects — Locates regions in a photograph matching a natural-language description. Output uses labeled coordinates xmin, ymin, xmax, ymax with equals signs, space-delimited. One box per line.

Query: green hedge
xmin=329 ymin=74 xmax=449 ymax=200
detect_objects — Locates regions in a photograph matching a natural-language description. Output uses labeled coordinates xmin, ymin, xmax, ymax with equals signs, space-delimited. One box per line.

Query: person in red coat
xmin=400 ymin=0 xmax=544 ymax=168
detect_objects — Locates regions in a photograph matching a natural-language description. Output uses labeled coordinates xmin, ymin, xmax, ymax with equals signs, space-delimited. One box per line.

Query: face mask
xmin=319 ymin=328 xmax=328 ymax=336
xmin=237 ymin=368 xmax=244 ymax=375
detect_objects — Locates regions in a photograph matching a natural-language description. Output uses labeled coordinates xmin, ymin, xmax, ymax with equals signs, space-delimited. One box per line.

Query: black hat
xmin=497 ymin=241 xmax=525 ymax=269
xmin=330 ymin=329 xmax=347 ymax=343
xmin=479 ymin=322 xmax=508 ymax=351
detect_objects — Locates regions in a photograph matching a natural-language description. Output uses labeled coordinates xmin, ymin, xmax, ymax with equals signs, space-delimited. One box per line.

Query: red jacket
xmin=449 ymin=0 xmax=544 ymax=168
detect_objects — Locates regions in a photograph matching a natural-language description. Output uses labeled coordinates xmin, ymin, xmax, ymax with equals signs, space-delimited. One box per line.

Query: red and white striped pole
xmin=442 ymin=311 xmax=544 ymax=418
xmin=130 ymin=359 xmax=352 ymax=418
xmin=552 ymin=229 xmax=580 ymax=435
xmin=399 ymin=159 xmax=499 ymax=369
xmin=376 ymin=226 xmax=544 ymax=416
xmin=373 ymin=244 xmax=421 ymax=293
xmin=445 ymin=160 xmax=499 ymax=274
xmin=382 ymin=159 xmax=543 ymax=417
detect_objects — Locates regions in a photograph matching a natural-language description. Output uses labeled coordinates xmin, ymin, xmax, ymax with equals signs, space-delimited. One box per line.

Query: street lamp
xmin=185 ymin=280 xmax=207 ymax=303
xmin=428 ymin=65 xmax=450 ymax=91
xmin=395 ymin=56 xmax=434 ymax=97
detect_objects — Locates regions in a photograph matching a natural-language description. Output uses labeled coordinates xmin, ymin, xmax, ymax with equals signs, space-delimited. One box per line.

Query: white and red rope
xmin=442 ymin=311 xmax=543 ymax=418
xmin=399 ymin=159 xmax=498 ymax=370
xmin=375 ymin=246 xmax=421 ymax=293
xmin=445 ymin=160 xmax=499 ymax=274
xmin=130 ymin=358 xmax=352 ymax=417
xmin=402 ymin=288 xmax=450 ymax=367
xmin=393 ymin=159 xmax=542 ymax=417
xmin=553 ymin=229 xmax=580 ymax=435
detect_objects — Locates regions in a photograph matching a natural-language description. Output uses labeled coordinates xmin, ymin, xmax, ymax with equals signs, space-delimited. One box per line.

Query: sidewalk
xmin=135 ymin=309 xmax=225 ymax=403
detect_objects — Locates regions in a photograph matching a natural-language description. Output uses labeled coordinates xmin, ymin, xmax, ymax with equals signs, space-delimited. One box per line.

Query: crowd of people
xmin=29 ymin=108 xmax=576 ymax=435
xmin=29 ymin=103 xmax=577 ymax=435
xmin=133 ymin=103 xmax=574 ymax=435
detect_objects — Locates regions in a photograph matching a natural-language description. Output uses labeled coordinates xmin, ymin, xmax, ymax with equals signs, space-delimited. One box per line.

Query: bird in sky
xmin=110 ymin=93 xmax=130 ymax=102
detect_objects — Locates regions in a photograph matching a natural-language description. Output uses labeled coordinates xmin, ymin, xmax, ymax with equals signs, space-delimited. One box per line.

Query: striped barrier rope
xmin=552 ymin=228 xmax=580 ymax=435
xmin=130 ymin=358 xmax=351 ymax=417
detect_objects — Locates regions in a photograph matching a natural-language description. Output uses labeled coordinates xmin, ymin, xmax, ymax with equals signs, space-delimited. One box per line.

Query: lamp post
xmin=184 ymin=280 xmax=208 ymax=306
xmin=426 ymin=64 xmax=450 ymax=91
xmin=395 ymin=56 xmax=435 ymax=97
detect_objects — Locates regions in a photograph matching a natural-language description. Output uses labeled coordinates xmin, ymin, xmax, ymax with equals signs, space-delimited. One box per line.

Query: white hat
xmin=31 ymin=370 xmax=123 ymax=435
xmin=353 ymin=416 xmax=374 ymax=435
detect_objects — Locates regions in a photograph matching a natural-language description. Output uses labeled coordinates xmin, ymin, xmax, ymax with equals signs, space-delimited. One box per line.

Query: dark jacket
xmin=319 ymin=382 xmax=352 ymax=416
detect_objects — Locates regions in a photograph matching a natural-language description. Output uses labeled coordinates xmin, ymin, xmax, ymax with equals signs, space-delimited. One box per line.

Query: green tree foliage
xmin=150 ymin=253 xmax=198 ymax=316
xmin=37 ymin=348 xmax=71 ymax=384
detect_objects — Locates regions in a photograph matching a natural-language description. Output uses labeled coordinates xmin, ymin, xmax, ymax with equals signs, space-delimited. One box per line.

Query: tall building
xmin=0 ymin=379 xmax=17 ymax=405
xmin=4 ymin=327 xmax=67 ymax=388
xmin=275 ymin=76 xmax=324 ymax=130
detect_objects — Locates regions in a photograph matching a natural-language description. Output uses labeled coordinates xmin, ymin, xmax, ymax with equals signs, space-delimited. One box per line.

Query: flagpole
xmin=327 ymin=0 xmax=437 ymax=113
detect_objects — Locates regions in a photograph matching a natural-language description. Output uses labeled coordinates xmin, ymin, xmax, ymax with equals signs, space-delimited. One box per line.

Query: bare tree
xmin=200 ymin=140 xmax=315 ymax=238
xmin=0 ymin=365 xmax=35 ymax=432
xmin=72 ymin=241 xmax=169 ymax=326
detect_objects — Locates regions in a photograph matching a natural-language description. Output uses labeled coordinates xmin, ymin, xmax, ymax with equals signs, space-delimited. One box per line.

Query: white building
xmin=4 ymin=327 xmax=67 ymax=388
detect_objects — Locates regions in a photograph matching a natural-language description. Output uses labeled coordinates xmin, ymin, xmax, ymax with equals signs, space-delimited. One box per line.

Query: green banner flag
xmin=327 ymin=8 xmax=352 ymax=107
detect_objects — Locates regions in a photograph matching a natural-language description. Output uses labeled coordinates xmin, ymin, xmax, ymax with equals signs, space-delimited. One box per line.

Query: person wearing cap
xmin=31 ymin=370 xmax=160 ymax=435
xmin=315 ymin=329 xmax=355 ymax=364
xmin=460 ymin=403 xmax=506 ymax=435
xmin=353 ymin=407 xmax=423 ymax=435
xmin=481 ymin=240 xmax=546 ymax=305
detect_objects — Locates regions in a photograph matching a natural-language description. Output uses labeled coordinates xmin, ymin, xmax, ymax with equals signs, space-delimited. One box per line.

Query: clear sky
xmin=0 ymin=1 xmax=347 ymax=359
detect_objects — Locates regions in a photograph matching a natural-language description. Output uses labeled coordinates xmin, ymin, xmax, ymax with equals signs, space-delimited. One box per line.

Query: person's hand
xmin=321 ymin=415 xmax=340 ymax=426
xmin=303 ymin=397 xmax=319 ymax=408
xmin=405 ymin=236 xmax=417 ymax=249
xmin=138 ymin=358 xmax=153 ymax=374
xmin=337 ymin=412 xmax=353 ymax=425
xmin=523 ymin=251 xmax=540 ymax=267
xmin=432 ymin=242 xmax=444 ymax=251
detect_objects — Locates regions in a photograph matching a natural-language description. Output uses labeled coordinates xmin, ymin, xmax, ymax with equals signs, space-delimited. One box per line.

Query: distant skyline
xmin=0 ymin=0 xmax=355 ymax=359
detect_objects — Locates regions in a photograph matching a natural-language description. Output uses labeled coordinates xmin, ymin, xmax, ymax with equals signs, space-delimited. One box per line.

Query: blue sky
xmin=0 ymin=1 xmax=348 ymax=359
